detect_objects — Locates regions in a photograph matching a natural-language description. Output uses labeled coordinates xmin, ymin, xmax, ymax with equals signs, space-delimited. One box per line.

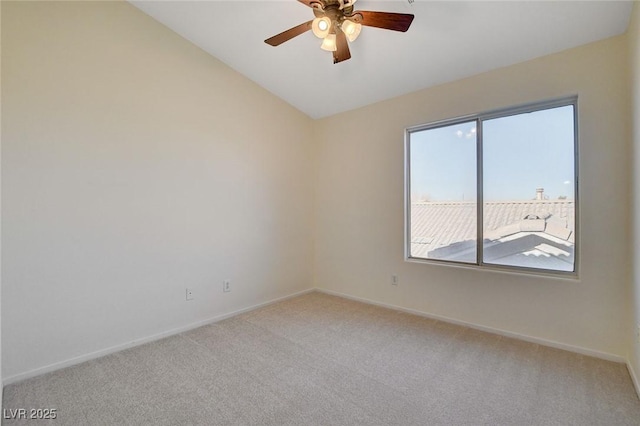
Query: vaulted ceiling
xmin=130 ymin=1 xmax=633 ymax=119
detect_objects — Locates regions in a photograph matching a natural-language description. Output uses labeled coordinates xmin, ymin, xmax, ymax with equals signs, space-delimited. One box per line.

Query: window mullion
xmin=476 ymin=118 xmax=484 ymax=266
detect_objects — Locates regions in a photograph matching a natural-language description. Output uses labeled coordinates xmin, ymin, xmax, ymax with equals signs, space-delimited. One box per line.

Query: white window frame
xmin=404 ymin=96 xmax=579 ymax=278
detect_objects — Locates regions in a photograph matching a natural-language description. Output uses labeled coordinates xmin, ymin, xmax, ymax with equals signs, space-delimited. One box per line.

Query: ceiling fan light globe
xmin=312 ymin=17 xmax=331 ymax=39
xmin=320 ymin=34 xmax=337 ymax=52
xmin=341 ymin=20 xmax=362 ymax=42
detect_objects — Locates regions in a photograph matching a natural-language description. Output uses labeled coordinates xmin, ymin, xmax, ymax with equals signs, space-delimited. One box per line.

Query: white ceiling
xmin=130 ymin=1 xmax=633 ymax=119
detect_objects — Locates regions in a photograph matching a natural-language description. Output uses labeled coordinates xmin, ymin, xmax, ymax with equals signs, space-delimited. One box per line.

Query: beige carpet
xmin=3 ymin=291 xmax=640 ymax=425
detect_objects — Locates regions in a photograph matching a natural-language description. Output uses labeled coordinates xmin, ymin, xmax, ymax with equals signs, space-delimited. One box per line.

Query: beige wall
xmin=315 ymin=35 xmax=631 ymax=358
xmin=1 ymin=1 xmax=315 ymax=380
xmin=630 ymin=0 xmax=640 ymax=390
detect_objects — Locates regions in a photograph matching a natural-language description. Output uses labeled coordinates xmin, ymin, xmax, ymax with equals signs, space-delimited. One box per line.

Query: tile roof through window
xmin=410 ymin=199 xmax=575 ymax=261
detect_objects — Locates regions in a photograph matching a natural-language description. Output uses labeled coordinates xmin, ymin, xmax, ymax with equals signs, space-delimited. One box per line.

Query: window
xmin=405 ymin=97 xmax=578 ymax=275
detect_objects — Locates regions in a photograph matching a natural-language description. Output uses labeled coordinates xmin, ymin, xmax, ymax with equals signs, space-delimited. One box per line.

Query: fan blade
xmin=350 ymin=11 xmax=414 ymax=32
xmin=264 ymin=20 xmax=313 ymax=46
xmin=333 ymin=28 xmax=351 ymax=64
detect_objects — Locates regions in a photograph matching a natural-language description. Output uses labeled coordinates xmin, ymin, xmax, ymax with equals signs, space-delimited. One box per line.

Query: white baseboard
xmin=3 ymin=288 xmax=315 ymax=386
xmin=316 ymin=288 xmax=627 ymax=364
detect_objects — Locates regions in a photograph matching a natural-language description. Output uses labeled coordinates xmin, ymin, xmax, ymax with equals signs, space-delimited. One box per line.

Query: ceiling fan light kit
xmin=265 ymin=0 xmax=414 ymax=64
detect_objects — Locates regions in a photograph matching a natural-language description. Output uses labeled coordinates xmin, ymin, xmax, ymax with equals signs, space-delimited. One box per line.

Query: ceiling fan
xmin=264 ymin=0 xmax=414 ymax=64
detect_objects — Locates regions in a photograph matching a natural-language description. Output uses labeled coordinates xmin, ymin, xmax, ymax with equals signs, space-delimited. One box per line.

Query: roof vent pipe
xmin=536 ymin=188 xmax=544 ymax=200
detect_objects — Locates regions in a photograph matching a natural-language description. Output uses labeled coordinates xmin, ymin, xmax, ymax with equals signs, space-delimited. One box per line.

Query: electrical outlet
xmin=185 ymin=288 xmax=194 ymax=301
xmin=391 ymin=274 xmax=398 ymax=286
xmin=223 ymin=280 xmax=231 ymax=293
xmin=637 ymin=324 xmax=640 ymax=343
